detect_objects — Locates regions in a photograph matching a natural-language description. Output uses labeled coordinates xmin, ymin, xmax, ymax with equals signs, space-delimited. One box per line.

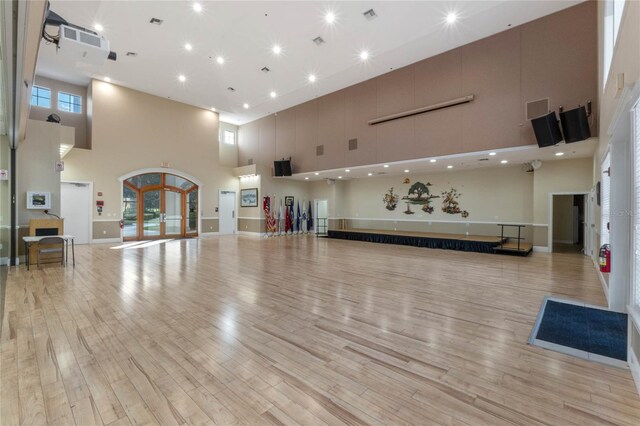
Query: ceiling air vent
xmin=478 ymin=158 xmax=489 ymax=162
xmin=526 ymin=98 xmax=550 ymax=120
xmin=348 ymin=138 xmax=358 ymax=151
xmin=313 ymin=36 xmax=325 ymax=46
xmin=227 ymin=87 xmax=235 ymax=92
xmin=126 ymin=52 xmax=138 ymax=57
xmin=363 ymin=9 xmax=377 ymax=20
xmin=261 ymin=66 xmax=270 ymax=73
xmin=149 ymin=18 xmax=163 ymax=25
xmin=316 ymin=145 xmax=324 ymax=156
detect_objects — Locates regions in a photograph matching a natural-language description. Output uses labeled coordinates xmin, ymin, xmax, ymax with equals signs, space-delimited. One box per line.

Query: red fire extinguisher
xmin=119 ymin=219 xmax=124 ymax=230
xmin=599 ymin=244 xmax=611 ymax=273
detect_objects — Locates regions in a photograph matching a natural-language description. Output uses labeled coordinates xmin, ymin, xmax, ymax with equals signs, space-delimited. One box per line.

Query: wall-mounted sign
xmin=0 ymin=169 xmax=7 ymax=180
xmin=54 ymin=160 xmax=64 ymax=172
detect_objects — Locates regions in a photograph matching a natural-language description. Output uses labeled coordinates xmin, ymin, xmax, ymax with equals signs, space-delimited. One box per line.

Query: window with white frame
xmin=601 ymin=151 xmax=611 ymax=246
xmin=30 ymin=86 xmax=51 ymax=108
xmin=223 ymin=130 xmax=236 ymax=145
xmin=633 ymin=101 xmax=640 ymax=305
xmin=603 ymin=0 xmax=627 ymax=89
xmin=58 ymin=91 xmax=82 ymax=113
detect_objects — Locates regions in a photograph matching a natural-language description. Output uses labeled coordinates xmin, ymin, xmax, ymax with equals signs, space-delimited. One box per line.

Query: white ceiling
xmin=37 ymin=1 xmax=583 ymax=125
xmin=285 ymin=138 xmax=598 ymax=181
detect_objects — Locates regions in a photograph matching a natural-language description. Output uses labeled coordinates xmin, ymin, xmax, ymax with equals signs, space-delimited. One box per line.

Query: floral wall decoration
xmin=401 ymin=181 xmax=439 ymax=214
xmin=382 ymin=187 xmax=399 ymax=211
xmin=441 ymin=187 xmax=469 ymax=218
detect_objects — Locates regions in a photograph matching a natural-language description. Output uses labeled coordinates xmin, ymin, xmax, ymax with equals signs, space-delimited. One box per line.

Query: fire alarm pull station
xmin=96 ymin=200 xmax=104 ymax=215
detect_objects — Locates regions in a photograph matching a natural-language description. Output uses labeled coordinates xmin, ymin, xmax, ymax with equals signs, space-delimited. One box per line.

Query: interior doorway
xmin=218 ymin=190 xmax=236 ymax=235
xmin=122 ymin=172 xmax=199 ymax=241
xmin=549 ymin=192 xmax=589 ymax=254
xmin=61 ymin=181 xmax=92 ymax=244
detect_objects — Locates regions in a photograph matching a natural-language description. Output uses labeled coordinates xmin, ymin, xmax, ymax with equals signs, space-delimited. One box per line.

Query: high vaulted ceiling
xmin=37 ymin=1 xmax=583 ymax=125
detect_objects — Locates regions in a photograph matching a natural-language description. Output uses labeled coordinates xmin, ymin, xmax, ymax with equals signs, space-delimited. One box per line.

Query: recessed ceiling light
xmin=501 ymin=160 xmax=508 ymax=164
xmin=325 ymin=11 xmax=336 ymax=24
xmin=489 ymin=152 xmax=497 ymax=156
xmin=305 ymin=177 xmax=309 ymax=180
xmin=555 ymin=152 xmax=564 ymax=156
xmin=94 ymin=23 xmax=104 ymax=32
xmin=216 ymin=56 xmax=225 ymax=64
xmin=359 ymin=50 xmax=369 ymax=61
xmin=338 ymin=176 xmax=342 ymax=179
xmin=211 ymin=107 xmax=216 ymax=111
xmin=243 ymin=103 xmax=249 ymax=109
xmin=447 ymin=165 xmax=453 ymax=169
xmin=446 ymin=12 xmax=457 ymax=24
xmin=308 ymin=74 xmax=317 ymax=83
xmin=193 ymin=3 xmax=203 ymax=13
xmin=104 ymin=77 xmax=111 ymax=82
xmin=272 ymin=44 xmax=282 ymax=55
xmin=270 ymin=91 xmax=277 ymax=98
xmin=345 ymin=169 xmax=350 ymax=172
xmin=429 ymin=159 xmax=436 ymax=163
xmin=367 ymin=173 xmax=373 ymax=176
xmin=184 ymin=43 xmax=193 ymax=51
xmin=178 ymin=74 xmax=186 ymax=82
xmin=314 ymin=172 xmax=319 ymax=176
xmin=383 ymin=164 xmax=389 ymax=168
xmin=404 ymin=169 xmax=410 ymax=173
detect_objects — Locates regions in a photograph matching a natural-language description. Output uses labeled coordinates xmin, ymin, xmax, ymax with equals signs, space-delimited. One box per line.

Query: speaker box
xmin=560 ymin=106 xmax=590 ymax=143
xmin=531 ymin=112 xmax=563 ymax=147
xmin=281 ymin=160 xmax=292 ymax=176
xmin=273 ymin=161 xmax=283 ymax=177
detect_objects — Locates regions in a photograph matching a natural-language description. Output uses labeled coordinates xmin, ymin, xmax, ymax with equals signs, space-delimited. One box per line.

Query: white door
xmin=587 ymin=188 xmax=596 ymax=257
xmin=61 ymin=182 xmax=91 ymax=244
xmin=219 ymin=191 xmax=236 ymax=235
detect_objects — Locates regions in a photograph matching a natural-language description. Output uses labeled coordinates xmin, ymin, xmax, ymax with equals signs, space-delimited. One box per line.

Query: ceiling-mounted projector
xmin=58 ymin=25 xmax=113 ymax=65
xmin=41 ymin=2 xmax=117 ymax=64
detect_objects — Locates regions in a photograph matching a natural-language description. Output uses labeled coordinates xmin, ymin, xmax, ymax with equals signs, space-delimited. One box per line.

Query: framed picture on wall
xmin=285 ymin=196 xmax=294 ymax=207
xmin=240 ymin=188 xmax=258 ymax=207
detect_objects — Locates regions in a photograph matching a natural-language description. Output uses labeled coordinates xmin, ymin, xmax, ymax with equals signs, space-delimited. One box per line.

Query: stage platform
xmin=327 ymin=228 xmax=532 ymax=256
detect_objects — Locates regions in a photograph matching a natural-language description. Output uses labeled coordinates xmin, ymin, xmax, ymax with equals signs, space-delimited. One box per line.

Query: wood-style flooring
xmin=1 ymin=235 xmax=639 ymax=425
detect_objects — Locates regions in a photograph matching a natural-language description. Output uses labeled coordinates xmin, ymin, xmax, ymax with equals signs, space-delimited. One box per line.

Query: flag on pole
xmin=296 ymin=201 xmax=301 ymax=234
xmin=307 ymin=201 xmax=314 ymax=233
xmin=263 ymin=196 xmax=276 ymax=236
xmin=276 ymin=199 xmax=283 ymax=235
xmin=301 ymin=201 xmax=308 ymax=233
xmin=285 ymin=202 xmax=291 ymax=234
xmin=289 ymin=202 xmax=295 ymax=234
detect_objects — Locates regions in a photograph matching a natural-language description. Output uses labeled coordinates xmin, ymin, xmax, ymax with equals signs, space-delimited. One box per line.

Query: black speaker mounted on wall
xmin=273 ymin=159 xmax=292 ymax=177
xmin=560 ymin=105 xmax=591 ymax=143
xmin=531 ymin=112 xmax=563 ymax=147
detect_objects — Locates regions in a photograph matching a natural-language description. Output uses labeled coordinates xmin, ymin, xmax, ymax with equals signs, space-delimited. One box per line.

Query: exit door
xmin=141 ymin=189 xmax=184 ymax=239
xmin=219 ymin=191 xmax=236 ymax=235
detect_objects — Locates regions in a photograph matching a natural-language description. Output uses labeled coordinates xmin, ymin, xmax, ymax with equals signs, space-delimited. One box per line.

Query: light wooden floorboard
xmin=1 ymin=235 xmax=639 ymax=425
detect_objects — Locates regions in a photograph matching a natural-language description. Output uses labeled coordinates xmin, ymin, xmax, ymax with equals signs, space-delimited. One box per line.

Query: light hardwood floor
xmin=1 ymin=235 xmax=639 ymax=425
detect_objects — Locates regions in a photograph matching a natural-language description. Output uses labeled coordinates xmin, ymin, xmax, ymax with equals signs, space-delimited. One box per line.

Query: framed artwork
xmin=240 ymin=188 xmax=258 ymax=207
xmin=285 ymin=196 xmax=294 ymax=207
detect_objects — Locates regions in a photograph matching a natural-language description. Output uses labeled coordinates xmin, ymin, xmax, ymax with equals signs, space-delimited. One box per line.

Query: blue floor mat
xmin=535 ymin=300 xmax=627 ymax=361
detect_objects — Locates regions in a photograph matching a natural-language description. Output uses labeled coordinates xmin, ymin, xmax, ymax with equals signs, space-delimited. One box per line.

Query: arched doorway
xmin=121 ymin=172 xmax=199 ymax=240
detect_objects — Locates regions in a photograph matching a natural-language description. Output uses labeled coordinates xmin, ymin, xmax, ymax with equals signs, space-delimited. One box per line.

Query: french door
xmin=124 ymin=173 xmax=198 ymax=241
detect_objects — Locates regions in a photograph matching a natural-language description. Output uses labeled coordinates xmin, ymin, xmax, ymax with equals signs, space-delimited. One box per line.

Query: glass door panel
xmin=143 ymin=190 xmax=161 ymax=237
xmin=123 ymin=186 xmax=138 ymax=238
xmin=165 ymin=189 xmax=183 ymax=236
xmin=186 ymin=189 xmax=198 ymax=234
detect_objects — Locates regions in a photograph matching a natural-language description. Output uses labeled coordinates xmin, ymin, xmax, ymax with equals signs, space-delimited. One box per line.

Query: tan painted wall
xmin=552 ymin=195 xmax=575 ymax=243
xmin=61 ymin=81 xmax=238 ymax=240
xmin=239 ymin=2 xmax=597 ymax=173
xmin=532 ymin=157 xmax=593 ymax=226
xmin=17 ymin=120 xmax=74 ymax=224
xmin=219 ymin=121 xmax=238 ymax=168
xmin=29 ymin=75 xmax=89 ymax=149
